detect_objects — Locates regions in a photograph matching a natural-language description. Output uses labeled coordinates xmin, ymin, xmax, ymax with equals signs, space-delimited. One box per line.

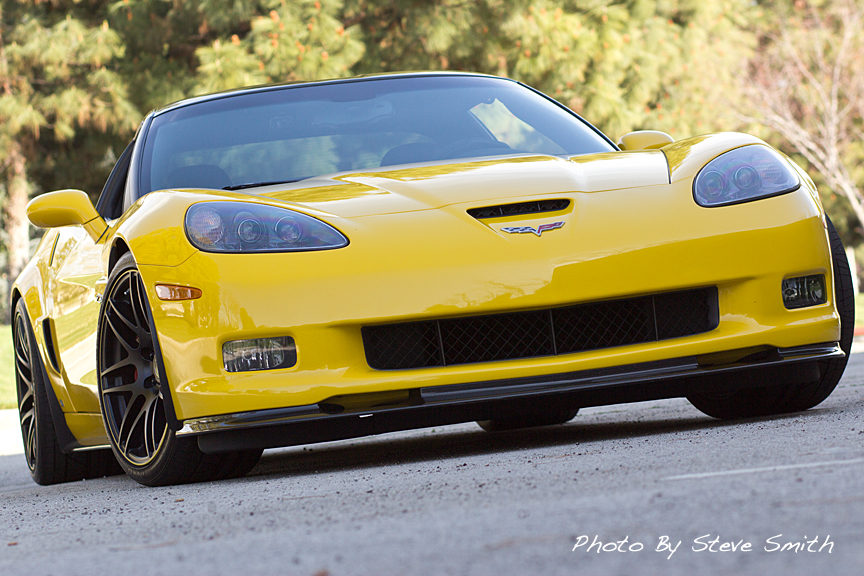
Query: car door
xmin=47 ymin=139 xmax=136 ymax=414
xmin=51 ymin=227 xmax=105 ymax=413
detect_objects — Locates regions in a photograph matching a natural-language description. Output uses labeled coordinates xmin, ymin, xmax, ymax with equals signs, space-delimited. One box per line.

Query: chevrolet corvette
xmin=11 ymin=72 xmax=853 ymax=486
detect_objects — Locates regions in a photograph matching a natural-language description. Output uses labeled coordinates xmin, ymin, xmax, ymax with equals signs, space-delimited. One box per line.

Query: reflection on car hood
xmin=257 ymin=151 xmax=670 ymax=218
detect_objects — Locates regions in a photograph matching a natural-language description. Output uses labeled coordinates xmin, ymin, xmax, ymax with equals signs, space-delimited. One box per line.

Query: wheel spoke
xmin=118 ymin=393 xmax=144 ymax=452
xmin=142 ymin=396 xmax=158 ymax=456
xmin=100 ymin=356 xmax=136 ymax=379
xmin=18 ymin=389 xmax=34 ymax=413
xmin=104 ymin=311 xmax=138 ymax=354
xmin=109 ymin=299 xmax=140 ymax=333
xmin=14 ymin=347 xmax=31 ymax=371
xmin=130 ymin=275 xmax=151 ymax=336
xmin=20 ymin=405 xmax=34 ymax=422
xmin=26 ymin=422 xmax=36 ymax=468
xmin=101 ymin=382 xmax=138 ymax=396
xmin=15 ymin=366 xmax=32 ymax=391
xmin=15 ymin=324 xmax=29 ymax=355
xmin=21 ymin=411 xmax=35 ymax=439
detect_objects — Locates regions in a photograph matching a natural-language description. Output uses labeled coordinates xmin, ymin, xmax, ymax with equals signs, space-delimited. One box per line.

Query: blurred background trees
xmin=744 ymin=0 xmax=864 ymax=248
xmin=2 ymin=0 xmax=863 ymax=318
xmin=1 ymin=0 xmax=140 ymax=311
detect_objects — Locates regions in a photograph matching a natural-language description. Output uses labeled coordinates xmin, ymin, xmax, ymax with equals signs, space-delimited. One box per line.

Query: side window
xmin=95 ymin=140 xmax=135 ymax=220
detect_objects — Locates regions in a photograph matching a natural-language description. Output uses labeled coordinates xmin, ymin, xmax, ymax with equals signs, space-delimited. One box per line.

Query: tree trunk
xmin=4 ymin=141 xmax=32 ymax=284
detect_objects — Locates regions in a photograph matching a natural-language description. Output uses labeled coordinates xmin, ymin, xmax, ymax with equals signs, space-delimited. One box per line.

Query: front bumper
xmin=179 ymin=342 xmax=843 ymax=453
xmin=138 ymin=182 xmax=837 ymax=421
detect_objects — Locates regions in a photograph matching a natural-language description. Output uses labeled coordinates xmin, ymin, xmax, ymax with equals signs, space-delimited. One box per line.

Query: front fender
xmin=663 ymin=132 xmax=767 ymax=183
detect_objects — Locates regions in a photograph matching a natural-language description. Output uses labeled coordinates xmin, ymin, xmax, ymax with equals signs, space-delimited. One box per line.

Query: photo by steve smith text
xmin=572 ymin=535 xmax=834 ymax=559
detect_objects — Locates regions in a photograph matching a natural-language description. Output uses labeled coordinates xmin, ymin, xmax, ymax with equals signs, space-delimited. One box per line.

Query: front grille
xmin=467 ymin=199 xmax=570 ymax=219
xmin=362 ymin=287 xmax=718 ymax=370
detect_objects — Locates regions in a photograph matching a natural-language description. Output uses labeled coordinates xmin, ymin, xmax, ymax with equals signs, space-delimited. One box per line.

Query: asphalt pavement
xmin=1 ymin=353 xmax=863 ymax=576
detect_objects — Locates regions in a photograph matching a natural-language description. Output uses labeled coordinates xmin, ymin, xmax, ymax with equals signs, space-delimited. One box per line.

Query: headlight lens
xmin=185 ymin=202 xmax=348 ymax=252
xmin=693 ymin=145 xmax=800 ymax=207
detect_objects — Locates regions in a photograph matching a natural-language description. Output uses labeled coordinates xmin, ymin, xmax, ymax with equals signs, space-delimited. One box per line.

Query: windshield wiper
xmin=223 ymin=179 xmax=303 ymax=191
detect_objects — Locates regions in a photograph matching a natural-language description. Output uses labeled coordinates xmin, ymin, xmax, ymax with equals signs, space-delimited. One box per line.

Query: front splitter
xmin=178 ymin=342 xmax=842 ymax=453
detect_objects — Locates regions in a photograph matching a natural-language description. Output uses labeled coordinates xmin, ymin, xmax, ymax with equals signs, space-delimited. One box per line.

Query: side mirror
xmin=617 ymin=130 xmax=674 ymax=151
xmin=26 ymin=189 xmax=108 ymax=242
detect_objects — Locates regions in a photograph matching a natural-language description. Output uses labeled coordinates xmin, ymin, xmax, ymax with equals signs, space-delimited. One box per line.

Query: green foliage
xmin=0 ymin=0 xmax=860 ymax=248
xmin=348 ymin=0 xmax=755 ymax=140
xmin=1 ymin=8 xmax=140 ymax=144
xmin=194 ymin=0 xmax=365 ymax=93
xmin=249 ymin=1 xmax=364 ymax=80
xmin=0 ymin=1 xmax=141 ymax=198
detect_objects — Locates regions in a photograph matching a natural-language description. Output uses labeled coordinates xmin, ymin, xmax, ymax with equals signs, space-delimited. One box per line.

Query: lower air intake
xmin=362 ymin=287 xmax=719 ymax=370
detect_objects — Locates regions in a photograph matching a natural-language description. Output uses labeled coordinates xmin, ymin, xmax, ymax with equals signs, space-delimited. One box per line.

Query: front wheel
xmin=687 ymin=217 xmax=854 ymax=419
xmin=98 ymin=253 xmax=261 ymax=486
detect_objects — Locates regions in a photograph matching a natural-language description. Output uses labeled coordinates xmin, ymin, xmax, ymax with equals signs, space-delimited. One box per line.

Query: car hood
xmin=256 ymin=151 xmax=670 ymax=218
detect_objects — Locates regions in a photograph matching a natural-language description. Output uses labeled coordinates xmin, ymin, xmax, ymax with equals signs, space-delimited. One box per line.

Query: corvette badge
xmin=501 ymin=221 xmax=565 ymax=236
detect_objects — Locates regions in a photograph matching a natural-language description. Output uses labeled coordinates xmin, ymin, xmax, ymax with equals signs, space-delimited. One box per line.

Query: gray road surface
xmin=1 ymin=354 xmax=863 ymax=576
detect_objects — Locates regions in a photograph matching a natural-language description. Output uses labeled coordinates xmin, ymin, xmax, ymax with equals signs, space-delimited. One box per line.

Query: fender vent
xmin=468 ymin=199 xmax=570 ymax=219
xmin=42 ymin=318 xmax=61 ymax=372
xmin=363 ymin=287 xmax=719 ymax=370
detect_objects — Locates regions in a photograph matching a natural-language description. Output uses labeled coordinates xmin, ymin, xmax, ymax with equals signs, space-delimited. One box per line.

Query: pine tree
xmin=347 ymin=0 xmax=756 ymax=141
xmin=193 ymin=0 xmax=365 ymax=94
xmin=0 ymin=1 xmax=140 ymax=311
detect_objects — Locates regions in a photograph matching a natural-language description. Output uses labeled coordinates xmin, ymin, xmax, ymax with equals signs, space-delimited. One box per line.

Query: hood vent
xmin=468 ymin=199 xmax=570 ymax=219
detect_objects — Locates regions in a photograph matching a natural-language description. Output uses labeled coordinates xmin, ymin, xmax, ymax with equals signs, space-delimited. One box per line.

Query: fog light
xmin=223 ymin=336 xmax=297 ymax=372
xmin=782 ymin=274 xmax=826 ymax=309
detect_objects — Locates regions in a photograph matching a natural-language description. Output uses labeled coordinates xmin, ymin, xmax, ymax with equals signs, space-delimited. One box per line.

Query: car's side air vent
xmin=467 ymin=199 xmax=571 ymax=219
xmin=42 ymin=318 xmax=61 ymax=372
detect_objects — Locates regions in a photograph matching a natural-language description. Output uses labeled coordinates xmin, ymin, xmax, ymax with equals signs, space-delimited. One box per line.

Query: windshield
xmin=139 ymin=75 xmax=614 ymax=195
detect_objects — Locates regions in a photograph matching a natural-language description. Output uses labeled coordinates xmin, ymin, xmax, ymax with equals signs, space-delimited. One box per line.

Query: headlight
xmin=185 ymin=202 xmax=348 ymax=252
xmin=693 ymin=145 xmax=800 ymax=207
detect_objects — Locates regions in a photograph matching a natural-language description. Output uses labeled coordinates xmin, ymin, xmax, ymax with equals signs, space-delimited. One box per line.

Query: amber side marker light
xmin=155 ymin=284 xmax=202 ymax=301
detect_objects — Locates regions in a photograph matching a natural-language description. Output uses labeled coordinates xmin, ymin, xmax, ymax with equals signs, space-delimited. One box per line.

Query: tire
xmin=13 ymin=299 xmax=121 ymax=485
xmin=687 ymin=217 xmax=854 ymax=419
xmin=477 ymin=407 xmax=579 ymax=432
xmin=98 ymin=253 xmax=261 ymax=486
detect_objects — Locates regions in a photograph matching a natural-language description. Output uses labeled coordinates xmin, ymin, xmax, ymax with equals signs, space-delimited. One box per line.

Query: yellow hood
xmin=258 ymin=151 xmax=670 ymax=218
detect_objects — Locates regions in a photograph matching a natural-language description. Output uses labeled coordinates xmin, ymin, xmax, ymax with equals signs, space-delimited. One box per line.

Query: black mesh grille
xmin=439 ymin=309 xmax=555 ymax=364
xmin=553 ymin=297 xmax=655 ymax=353
xmin=363 ymin=287 xmax=718 ymax=370
xmin=467 ymin=199 xmax=570 ymax=219
xmin=362 ymin=320 xmax=442 ymax=369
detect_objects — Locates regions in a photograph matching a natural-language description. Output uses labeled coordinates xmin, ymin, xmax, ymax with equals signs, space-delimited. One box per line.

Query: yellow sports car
xmin=11 ymin=72 xmax=853 ymax=486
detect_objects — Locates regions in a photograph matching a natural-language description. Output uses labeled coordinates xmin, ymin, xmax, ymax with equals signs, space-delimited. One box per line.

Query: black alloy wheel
xmin=13 ymin=299 xmax=121 ymax=484
xmin=98 ymin=253 xmax=262 ymax=486
xmin=99 ymin=266 xmax=168 ymax=466
xmin=14 ymin=304 xmax=38 ymax=471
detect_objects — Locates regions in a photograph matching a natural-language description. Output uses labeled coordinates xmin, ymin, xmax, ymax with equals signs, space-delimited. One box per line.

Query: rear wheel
xmin=477 ymin=407 xmax=579 ymax=432
xmin=98 ymin=253 xmax=261 ymax=486
xmin=687 ymin=217 xmax=854 ymax=419
xmin=13 ymin=299 xmax=120 ymax=485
